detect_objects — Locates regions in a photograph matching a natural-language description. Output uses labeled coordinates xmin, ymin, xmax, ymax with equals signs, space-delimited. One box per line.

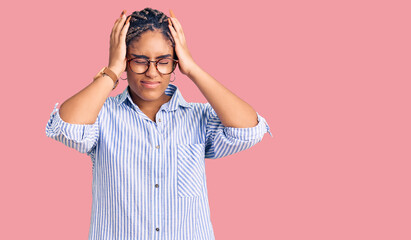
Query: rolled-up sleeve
xmin=45 ymin=102 xmax=100 ymax=157
xmin=204 ymin=103 xmax=272 ymax=159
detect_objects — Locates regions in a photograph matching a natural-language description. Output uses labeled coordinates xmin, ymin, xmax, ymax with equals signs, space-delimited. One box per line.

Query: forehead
xmin=128 ymin=30 xmax=173 ymax=56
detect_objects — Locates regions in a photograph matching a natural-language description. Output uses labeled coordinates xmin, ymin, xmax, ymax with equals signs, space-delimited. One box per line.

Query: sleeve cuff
xmin=47 ymin=102 xmax=99 ymax=142
xmin=223 ymin=113 xmax=273 ymax=141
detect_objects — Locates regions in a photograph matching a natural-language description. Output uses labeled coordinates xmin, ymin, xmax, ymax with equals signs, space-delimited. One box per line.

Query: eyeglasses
xmin=126 ymin=57 xmax=178 ymax=75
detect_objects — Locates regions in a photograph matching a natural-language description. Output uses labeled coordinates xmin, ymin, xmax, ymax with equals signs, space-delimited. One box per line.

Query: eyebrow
xmin=131 ymin=54 xmax=172 ymax=59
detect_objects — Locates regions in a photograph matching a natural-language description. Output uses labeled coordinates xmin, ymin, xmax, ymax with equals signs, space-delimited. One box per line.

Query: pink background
xmin=1 ymin=0 xmax=410 ymax=239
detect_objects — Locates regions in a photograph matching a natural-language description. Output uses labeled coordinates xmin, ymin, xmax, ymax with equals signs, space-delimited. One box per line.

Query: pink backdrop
xmin=1 ymin=0 xmax=410 ymax=239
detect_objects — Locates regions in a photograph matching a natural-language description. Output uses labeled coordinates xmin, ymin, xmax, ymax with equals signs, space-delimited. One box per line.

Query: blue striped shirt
xmin=45 ymin=83 xmax=272 ymax=240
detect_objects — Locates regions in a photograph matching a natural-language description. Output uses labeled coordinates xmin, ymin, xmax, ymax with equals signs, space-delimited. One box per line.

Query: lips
xmin=141 ymin=81 xmax=161 ymax=88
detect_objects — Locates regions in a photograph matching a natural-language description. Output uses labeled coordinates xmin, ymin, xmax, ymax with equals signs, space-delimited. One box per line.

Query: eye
xmin=134 ymin=59 xmax=148 ymax=64
xmin=158 ymin=58 xmax=171 ymax=65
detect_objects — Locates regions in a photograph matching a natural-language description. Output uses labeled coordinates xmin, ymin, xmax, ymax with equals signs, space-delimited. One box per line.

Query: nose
xmin=145 ymin=61 xmax=159 ymax=78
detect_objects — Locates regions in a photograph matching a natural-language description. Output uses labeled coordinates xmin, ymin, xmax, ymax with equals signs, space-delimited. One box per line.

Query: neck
xmin=130 ymin=90 xmax=171 ymax=112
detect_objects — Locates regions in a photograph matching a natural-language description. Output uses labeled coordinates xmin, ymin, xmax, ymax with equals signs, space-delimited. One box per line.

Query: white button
xmin=156 ymin=145 xmax=160 ymax=149
xmin=158 ymin=118 xmax=162 ymax=122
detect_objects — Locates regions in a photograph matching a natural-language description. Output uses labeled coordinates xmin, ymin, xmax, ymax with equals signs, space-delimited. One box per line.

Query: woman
xmin=46 ymin=7 xmax=271 ymax=240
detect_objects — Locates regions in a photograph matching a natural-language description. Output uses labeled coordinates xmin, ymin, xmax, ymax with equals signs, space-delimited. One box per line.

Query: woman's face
xmin=126 ymin=30 xmax=174 ymax=105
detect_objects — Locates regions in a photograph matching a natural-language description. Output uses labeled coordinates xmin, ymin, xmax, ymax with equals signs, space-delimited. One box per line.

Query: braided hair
xmin=126 ymin=8 xmax=177 ymax=60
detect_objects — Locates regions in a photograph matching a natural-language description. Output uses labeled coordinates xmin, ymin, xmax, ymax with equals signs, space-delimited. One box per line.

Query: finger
xmin=168 ymin=19 xmax=178 ymax=41
xmin=168 ymin=18 xmax=174 ymax=29
xmin=169 ymin=18 xmax=184 ymax=37
xmin=120 ymin=16 xmax=131 ymax=41
xmin=168 ymin=22 xmax=181 ymax=47
xmin=169 ymin=9 xmax=176 ymax=18
xmin=111 ymin=16 xmax=123 ymax=41
xmin=169 ymin=17 xmax=180 ymax=31
xmin=114 ymin=12 xmax=128 ymax=41
xmin=111 ymin=11 xmax=126 ymax=41
xmin=169 ymin=17 xmax=186 ymax=42
xmin=113 ymin=10 xmax=126 ymax=31
xmin=168 ymin=18 xmax=175 ymax=30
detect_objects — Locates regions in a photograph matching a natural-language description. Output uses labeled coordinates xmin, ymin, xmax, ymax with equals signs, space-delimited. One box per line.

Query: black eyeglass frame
xmin=126 ymin=57 xmax=179 ymax=75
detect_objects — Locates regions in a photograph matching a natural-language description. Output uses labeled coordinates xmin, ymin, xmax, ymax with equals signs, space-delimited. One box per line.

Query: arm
xmin=60 ymin=11 xmax=130 ymax=124
xmin=45 ymin=11 xmax=131 ymax=156
xmin=187 ymin=64 xmax=258 ymax=128
xmin=168 ymin=16 xmax=259 ymax=128
xmin=45 ymin=73 xmax=116 ymax=156
xmin=59 ymin=74 xmax=117 ymax=124
xmin=168 ymin=14 xmax=272 ymax=160
xmin=203 ymin=103 xmax=271 ymax=159
xmin=45 ymin=101 xmax=101 ymax=157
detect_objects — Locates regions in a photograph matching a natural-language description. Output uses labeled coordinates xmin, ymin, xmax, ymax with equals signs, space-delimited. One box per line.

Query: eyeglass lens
xmin=130 ymin=58 xmax=176 ymax=74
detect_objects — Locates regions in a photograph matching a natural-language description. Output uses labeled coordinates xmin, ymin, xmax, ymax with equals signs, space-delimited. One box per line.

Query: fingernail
xmin=120 ymin=10 xmax=124 ymax=17
xmin=170 ymin=9 xmax=176 ymax=18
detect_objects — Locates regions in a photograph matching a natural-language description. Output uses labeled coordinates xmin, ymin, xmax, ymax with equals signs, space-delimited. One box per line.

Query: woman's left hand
xmin=168 ymin=16 xmax=197 ymax=77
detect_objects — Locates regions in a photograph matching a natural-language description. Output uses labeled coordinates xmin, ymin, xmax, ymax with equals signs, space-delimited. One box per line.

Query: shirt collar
xmin=116 ymin=83 xmax=191 ymax=111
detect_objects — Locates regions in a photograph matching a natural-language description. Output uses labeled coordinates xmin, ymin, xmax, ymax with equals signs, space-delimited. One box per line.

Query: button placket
xmin=155 ymin=115 xmax=163 ymax=134
xmin=152 ymin=128 xmax=162 ymax=237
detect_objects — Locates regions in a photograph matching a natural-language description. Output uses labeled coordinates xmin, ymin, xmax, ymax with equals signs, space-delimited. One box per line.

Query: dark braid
xmin=126 ymin=8 xmax=177 ymax=59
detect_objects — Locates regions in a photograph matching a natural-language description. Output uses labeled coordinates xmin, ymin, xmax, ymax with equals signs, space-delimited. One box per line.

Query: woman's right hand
xmin=108 ymin=10 xmax=131 ymax=77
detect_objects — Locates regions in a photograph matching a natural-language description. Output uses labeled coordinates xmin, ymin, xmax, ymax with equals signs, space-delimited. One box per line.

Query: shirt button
xmin=156 ymin=228 xmax=160 ymax=231
xmin=158 ymin=118 xmax=162 ymax=122
xmin=155 ymin=184 xmax=159 ymax=188
xmin=156 ymin=145 xmax=160 ymax=149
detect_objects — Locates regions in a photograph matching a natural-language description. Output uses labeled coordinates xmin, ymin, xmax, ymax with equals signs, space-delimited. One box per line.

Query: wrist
xmin=94 ymin=73 xmax=117 ymax=87
xmin=107 ymin=65 xmax=123 ymax=78
xmin=187 ymin=63 xmax=201 ymax=80
xmin=93 ymin=66 xmax=120 ymax=90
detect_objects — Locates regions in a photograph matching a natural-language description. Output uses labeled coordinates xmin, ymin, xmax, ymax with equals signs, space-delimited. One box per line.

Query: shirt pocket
xmin=177 ymin=143 xmax=206 ymax=198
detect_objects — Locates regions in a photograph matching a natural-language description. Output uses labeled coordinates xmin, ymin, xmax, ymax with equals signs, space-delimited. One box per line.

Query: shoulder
xmin=103 ymin=96 xmax=117 ymax=109
xmin=184 ymin=102 xmax=210 ymax=111
xmin=186 ymin=102 xmax=206 ymax=110
xmin=184 ymin=102 xmax=218 ymax=119
xmin=95 ymin=96 xmax=118 ymax=119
